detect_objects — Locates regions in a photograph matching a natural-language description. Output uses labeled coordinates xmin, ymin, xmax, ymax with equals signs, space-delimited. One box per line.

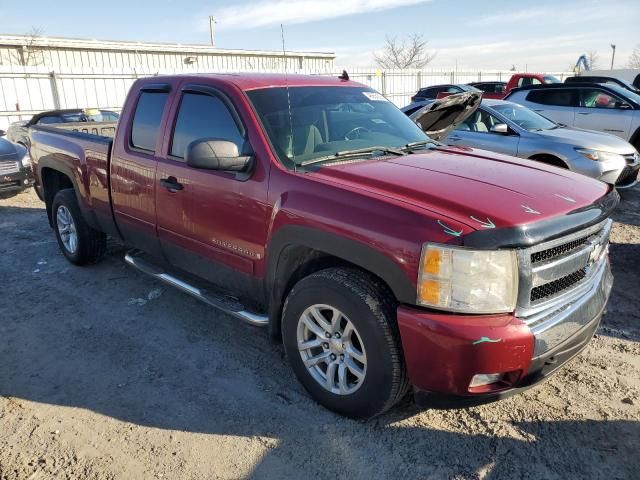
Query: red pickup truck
xmin=481 ymin=73 xmax=562 ymax=99
xmin=29 ymin=74 xmax=616 ymax=419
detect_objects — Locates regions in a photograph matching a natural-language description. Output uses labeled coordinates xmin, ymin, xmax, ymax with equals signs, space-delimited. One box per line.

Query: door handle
xmin=449 ymin=135 xmax=462 ymax=141
xmin=577 ymin=112 xmax=592 ymax=115
xmin=160 ymin=176 xmax=184 ymax=192
xmin=533 ymin=109 xmax=545 ymax=112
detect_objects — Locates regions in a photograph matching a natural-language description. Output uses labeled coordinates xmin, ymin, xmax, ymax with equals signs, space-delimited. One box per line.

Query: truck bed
xmin=29 ymin=124 xmax=119 ymax=238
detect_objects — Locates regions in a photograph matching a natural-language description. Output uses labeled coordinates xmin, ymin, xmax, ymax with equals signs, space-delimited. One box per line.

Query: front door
xmin=446 ymin=109 xmax=519 ymax=156
xmin=573 ymin=87 xmax=634 ymax=140
xmin=155 ymin=84 xmax=270 ymax=298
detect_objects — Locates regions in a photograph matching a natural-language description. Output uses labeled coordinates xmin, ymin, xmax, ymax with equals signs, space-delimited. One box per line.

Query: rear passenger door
xmin=523 ymin=88 xmax=578 ymax=126
xmin=573 ymin=87 xmax=634 ymax=140
xmin=110 ymin=84 xmax=172 ymax=258
xmin=155 ymin=84 xmax=270 ymax=296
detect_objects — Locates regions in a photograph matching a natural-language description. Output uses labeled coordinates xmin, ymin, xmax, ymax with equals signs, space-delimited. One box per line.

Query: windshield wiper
xmin=298 ymin=145 xmax=406 ymax=167
xmin=401 ymin=140 xmax=438 ymax=152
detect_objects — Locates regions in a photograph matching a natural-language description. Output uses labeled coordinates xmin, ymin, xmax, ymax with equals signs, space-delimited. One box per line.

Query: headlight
xmin=417 ymin=244 xmax=518 ymax=313
xmin=575 ymin=148 xmax=625 ymax=163
xmin=20 ymin=151 xmax=31 ymax=168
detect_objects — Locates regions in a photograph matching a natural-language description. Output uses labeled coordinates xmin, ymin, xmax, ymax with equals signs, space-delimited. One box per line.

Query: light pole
xmin=610 ymin=44 xmax=616 ymax=70
xmin=209 ymin=16 xmax=216 ymax=47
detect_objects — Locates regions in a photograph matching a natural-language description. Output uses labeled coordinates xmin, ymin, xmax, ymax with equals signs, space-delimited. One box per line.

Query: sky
xmin=0 ymin=0 xmax=638 ymax=71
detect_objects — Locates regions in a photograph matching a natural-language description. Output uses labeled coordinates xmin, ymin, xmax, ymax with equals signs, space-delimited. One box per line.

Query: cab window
xmin=170 ymin=92 xmax=244 ymax=159
xmin=131 ymin=92 xmax=169 ymax=151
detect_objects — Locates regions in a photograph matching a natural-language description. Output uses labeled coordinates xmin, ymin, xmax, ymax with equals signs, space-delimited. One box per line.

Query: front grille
xmin=616 ymin=164 xmax=639 ymax=187
xmin=517 ymin=219 xmax=612 ymax=314
xmin=531 ymin=236 xmax=590 ymax=264
xmin=0 ymin=160 xmax=19 ymax=175
xmin=530 ymin=268 xmax=587 ymax=302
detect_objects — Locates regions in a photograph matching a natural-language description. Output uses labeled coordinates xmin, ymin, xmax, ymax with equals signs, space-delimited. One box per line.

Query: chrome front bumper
xmin=523 ymin=258 xmax=612 ymax=356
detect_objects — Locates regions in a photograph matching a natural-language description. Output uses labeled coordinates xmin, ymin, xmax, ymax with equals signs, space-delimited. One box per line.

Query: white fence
xmin=0 ymin=66 xmax=573 ymax=131
xmin=331 ymin=68 xmax=573 ymax=107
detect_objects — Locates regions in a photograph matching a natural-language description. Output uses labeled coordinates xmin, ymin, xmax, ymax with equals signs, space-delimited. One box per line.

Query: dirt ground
xmin=0 ymin=188 xmax=639 ymax=480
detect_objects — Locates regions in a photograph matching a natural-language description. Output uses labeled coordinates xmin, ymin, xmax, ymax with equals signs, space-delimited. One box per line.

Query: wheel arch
xmin=39 ymin=162 xmax=101 ymax=231
xmin=266 ymin=226 xmax=414 ymax=342
xmin=528 ymin=153 xmax=569 ymax=169
xmin=629 ymin=126 xmax=640 ymax=151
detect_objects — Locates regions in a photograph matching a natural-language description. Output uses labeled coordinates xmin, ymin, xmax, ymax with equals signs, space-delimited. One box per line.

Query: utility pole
xmin=209 ymin=16 xmax=216 ymax=47
xmin=610 ymin=44 xmax=616 ymax=70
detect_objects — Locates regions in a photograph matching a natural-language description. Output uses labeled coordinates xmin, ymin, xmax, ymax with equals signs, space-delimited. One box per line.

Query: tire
xmin=282 ymin=268 xmax=409 ymax=419
xmin=52 ymin=188 xmax=106 ymax=265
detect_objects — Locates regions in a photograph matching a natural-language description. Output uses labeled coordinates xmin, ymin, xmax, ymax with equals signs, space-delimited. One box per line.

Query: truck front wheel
xmin=52 ymin=189 xmax=106 ymax=266
xmin=282 ymin=268 xmax=409 ymax=419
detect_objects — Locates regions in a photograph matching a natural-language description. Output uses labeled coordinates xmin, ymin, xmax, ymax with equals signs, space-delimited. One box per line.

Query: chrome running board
xmin=124 ymin=251 xmax=268 ymax=327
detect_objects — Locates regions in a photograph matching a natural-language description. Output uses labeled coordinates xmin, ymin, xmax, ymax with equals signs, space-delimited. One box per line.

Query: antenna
xmin=281 ymin=24 xmax=296 ymax=169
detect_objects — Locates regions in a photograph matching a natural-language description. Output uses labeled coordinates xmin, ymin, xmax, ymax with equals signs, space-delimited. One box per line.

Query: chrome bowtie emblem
xmin=587 ymin=240 xmax=605 ymax=266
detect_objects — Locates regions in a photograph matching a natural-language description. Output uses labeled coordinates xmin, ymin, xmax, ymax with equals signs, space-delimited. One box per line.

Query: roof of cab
xmin=149 ymin=73 xmax=365 ymax=91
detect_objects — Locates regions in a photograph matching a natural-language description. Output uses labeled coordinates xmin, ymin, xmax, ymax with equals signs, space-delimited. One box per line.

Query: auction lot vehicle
xmin=5 ymin=108 xmax=119 ymax=148
xmin=402 ymin=98 xmax=640 ymax=188
xmin=0 ymin=137 xmax=34 ymax=198
xmin=585 ymin=69 xmax=640 ymax=90
xmin=421 ymin=74 xmax=561 ymax=102
xmin=410 ymin=83 xmax=480 ymax=102
xmin=467 ymin=81 xmax=507 ymax=96
xmin=565 ymin=75 xmax=640 ymax=94
xmin=506 ymin=83 xmax=640 ymax=151
xmin=29 ymin=74 xmax=617 ymax=418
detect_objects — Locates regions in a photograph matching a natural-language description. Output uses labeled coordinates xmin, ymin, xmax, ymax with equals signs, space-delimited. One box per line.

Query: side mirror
xmin=186 ymin=138 xmax=254 ymax=179
xmin=490 ymin=123 xmax=510 ymax=134
xmin=0 ymin=129 xmax=5 ymax=137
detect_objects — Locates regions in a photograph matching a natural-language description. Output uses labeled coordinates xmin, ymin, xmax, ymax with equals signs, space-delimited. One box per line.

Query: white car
xmin=506 ymin=83 xmax=640 ymax=152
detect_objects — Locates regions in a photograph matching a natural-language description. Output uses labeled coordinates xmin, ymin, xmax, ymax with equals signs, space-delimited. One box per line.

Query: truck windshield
xmin=247 ymin=86 xmax=429 ymax=166
xmin=491 ymin=103 xmax=558 ymax=131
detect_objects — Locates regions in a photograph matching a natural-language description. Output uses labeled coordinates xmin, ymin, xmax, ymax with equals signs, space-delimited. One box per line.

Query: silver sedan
xmin=402 ymin=99 xmax=640 ymax=188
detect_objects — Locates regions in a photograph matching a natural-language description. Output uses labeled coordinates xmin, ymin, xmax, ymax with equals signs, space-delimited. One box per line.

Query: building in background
xmin=0 ymin=34 xmax=335 ymax=129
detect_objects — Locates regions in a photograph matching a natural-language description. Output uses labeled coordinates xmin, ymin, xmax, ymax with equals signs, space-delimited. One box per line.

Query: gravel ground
xmin=1 ymin=188 xmax=639 ymax=480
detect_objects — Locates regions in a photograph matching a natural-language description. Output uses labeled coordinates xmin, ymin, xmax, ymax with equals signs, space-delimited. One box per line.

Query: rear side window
xmin=131 ymin=92 xmax=169 ymax=151
xmin=170 ymin=92 xmax=244 ymax=158
xmin=526 ymin=89 xmax=575 ymax=107
xmin=37 ymin=116 xmax=63 ymax=125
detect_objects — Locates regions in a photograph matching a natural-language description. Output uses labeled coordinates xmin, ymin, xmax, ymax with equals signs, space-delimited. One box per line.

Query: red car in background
xmin=431 ymin=73 xmax=563 ymax=100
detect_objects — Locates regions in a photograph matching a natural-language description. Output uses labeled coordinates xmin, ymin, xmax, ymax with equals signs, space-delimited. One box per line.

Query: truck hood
xmin=409 ymin=92 xmax=482 ymax=140
xmin=310 ymin=146 xmax=610 ymax=232
xmin=534 ymin=126 xmax=637 ymax=154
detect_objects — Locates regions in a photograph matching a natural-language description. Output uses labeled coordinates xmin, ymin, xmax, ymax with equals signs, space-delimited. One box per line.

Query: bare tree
xmin=587 ymin=51 xmax=599 ymax=70
xmin=10 ymin=27 xmax=45 ymax=66
xmin=629 ymin=44 xmax=640 ymax=69
xmin=374 ymin=34 xmax=436 ymax=69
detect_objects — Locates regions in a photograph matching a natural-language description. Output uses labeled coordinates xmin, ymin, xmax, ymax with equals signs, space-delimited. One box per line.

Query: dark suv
xmin=0 ymin=137 xmax=34 ymax=198
xmin=411 ymin=84 xmax=480 ymax=102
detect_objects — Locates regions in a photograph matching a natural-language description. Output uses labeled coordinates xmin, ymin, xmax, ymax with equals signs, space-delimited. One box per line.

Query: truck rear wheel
xmin=52 ymin=189 xmax=106 ymax=265
xmin=282 ymin=268 xmax=409 ymax=419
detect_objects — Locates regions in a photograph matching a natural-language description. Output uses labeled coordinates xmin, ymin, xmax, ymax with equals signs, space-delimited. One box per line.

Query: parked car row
xmin=405 ymin=74 xmax=640 ymax=188
xmin=403 ymin=99 xmax=639 ymax=188
xmin=0 ymin=108 xmax=119 ymax=198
